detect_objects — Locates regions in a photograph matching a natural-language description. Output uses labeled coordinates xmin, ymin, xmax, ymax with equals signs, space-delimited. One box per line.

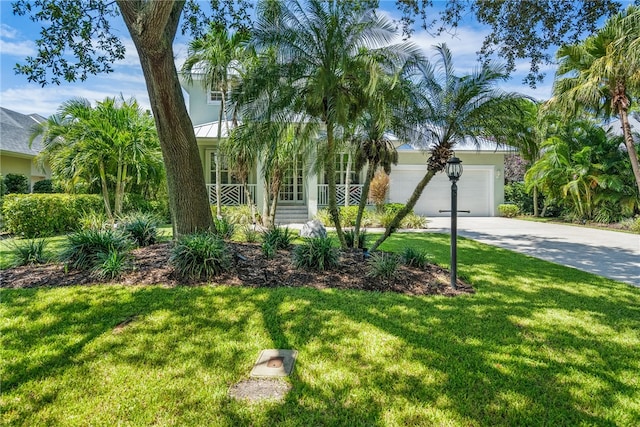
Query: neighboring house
xmin=182 ymin=82 xmax=509 ymax=222
xmin=0 ymin=107 xmax=51 ymax=190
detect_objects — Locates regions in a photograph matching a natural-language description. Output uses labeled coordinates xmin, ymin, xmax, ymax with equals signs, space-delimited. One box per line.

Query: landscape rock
xmin=300 ymin=220 xmax=327 ymax=238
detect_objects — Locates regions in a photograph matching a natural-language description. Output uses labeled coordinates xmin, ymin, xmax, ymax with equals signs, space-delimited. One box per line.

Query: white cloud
xmin=0 ymin=24 xmax=36 ymax=56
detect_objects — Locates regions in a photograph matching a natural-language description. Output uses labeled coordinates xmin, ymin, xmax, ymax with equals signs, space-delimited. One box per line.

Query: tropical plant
xmin=170 ymin=233 xmax=232 ymax=280
xmin=498 ymin=204 xmax=520 ymax=218
xmin=182 ymin=24 xmax=250 ymax=218
xmin=293 ymin=237 xmax=340 ymax=271
xmin=93 ymin=249 xmax=133 ymax=280
xmin=30 ymin=96 xmax=164 ymax=219
xmin=3 ymin=174 xmax=29 ymax=194
xmin=212 ymin=217 xmax=236 ymax=241
xmin=548 ymin=5 xmax=640 ymax=194
xmin=252 ymin=0 xmax=420 ymax=247
xmin=369 ymin=44 xmax=526 ymax=252
xmin=344 ymin=229 xmax=367 ymax=249
xmin=369 ymin=171 xmax=390 ymax=212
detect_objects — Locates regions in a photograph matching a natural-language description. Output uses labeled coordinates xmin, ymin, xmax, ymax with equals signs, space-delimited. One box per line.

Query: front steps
xmin=274 ymin=205 xmax=309 ymax=224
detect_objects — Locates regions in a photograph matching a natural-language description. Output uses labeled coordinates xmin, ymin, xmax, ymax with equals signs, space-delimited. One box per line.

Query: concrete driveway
xmin=426 ymin=217 xmax=640 ymax=287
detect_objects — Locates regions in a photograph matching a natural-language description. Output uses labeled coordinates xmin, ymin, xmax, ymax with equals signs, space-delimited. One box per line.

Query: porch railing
xmin=207 ymin=184 xmax=256 ymax=206
xmin=317 ymin=184 xmax=372 ymax=206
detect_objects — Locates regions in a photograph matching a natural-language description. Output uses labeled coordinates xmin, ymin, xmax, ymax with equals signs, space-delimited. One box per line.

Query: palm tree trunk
xmin=533 ymin=186 xmax=539 ymax=217
xmin=369 ymin=169 xmax=437 ymax=252
xmin=99 ymin=160 xmax=113 ymax=220
xmin=326 ymin=121 xmax=346 ymax=247
xmin=353 ymin=162 xmax=375 ymax=249
xmin=619 ymin=108 xmax=640 ymax=194
xmin=215 ymin=97 xmax=224 ymax=218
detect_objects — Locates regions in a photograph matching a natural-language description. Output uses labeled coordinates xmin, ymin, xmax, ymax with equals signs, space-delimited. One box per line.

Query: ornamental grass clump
xmin=293 ymin=237 xmax=339 ymax=271
xmin=344 ymin=229 xmax=367 ymax=249
xmin=60 ymin=229 xmax=133 ymax=279
xmin=367 ymin=252 xmax=400 ymax=279
xmin=10 ymin=238 xmax=49 ymax=267
xmin=401 ymin=247 xmax=430 ymax=269
xmin=120 ymin=212 xmax=159 ymax=247
xmin=170 ymin=233 xmax=231 ymax=280
xmin=262 ymin=225 xmax=293 ymax=250
xmin=212 ymin=217 xmax=235 ymax=241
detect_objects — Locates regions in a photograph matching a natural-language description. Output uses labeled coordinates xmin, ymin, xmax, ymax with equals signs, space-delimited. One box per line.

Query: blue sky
xmin=0 ymin=1 xmax=559 ymax=118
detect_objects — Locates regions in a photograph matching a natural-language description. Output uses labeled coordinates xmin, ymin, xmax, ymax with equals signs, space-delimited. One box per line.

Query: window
xmin=324 ymin=153 xmax=360 ymax=184
xmin=208 ymin=90 xmax=231 ymax=104
xmin=209 ymin=152 xmax=239 ymax=184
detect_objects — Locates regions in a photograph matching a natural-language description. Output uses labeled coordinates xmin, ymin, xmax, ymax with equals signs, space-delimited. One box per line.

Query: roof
xmin=396 ymin=136 xmax=515 ymax=153
xmin=193 ymin=120 xmax=240 ymax=138
xmin=0 ymin=107 xmax=47 ymax=157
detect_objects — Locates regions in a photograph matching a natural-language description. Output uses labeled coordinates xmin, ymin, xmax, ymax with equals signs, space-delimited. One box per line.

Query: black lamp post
xmin=446 ymin=156 xmax=463 ymax=290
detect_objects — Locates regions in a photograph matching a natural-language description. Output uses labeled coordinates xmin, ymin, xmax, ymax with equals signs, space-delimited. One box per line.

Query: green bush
xmin=10 ymin=238 xmax=49 ymax=266
xmin=170 ymin=233 xmax=231 ymax=280
xmin=314 ymin=208 xmax=333 ymax=226
xmin=120 ymin=212 xmax=159 ymax=247
xmin=504 ymin=182 xmax=539 ymax=215
xmin=262 ymin=241 xmax=276 ymax=259
xmin=4 ymin=174 xmax=29 ymax=194
xmin=315 ymin=207 xmax=371 ymax=228
xmin=32 ymin=179 xmax=58 ymax=194
xmin=628 ymin=217 xmax=640 ymax=234
xmin=344 ymin=229 xmax=367 ymax=249
xmin=262 ymin=226 xmax=293 ymax=250
xmin=0 ymin=175 xmax=7 ymax=197
xmin=2 ymin=193 xmax=104 ymax=237
xmin=367 ymin=252 xmax=400 ymax=279
xmin=293 ymin=237 xmax=340 ymax=271
xmin=60 ymin=229 xmax=133 ymax=272
xmin=401 ymin=247 xmax=430 ymax=269
xmin=384 ymin=203 xmax=410 ymax=215
xmin=498 ymin=204 xmax=520 ymax=218
xmin=212 ymin=217 xmax=236 ymax=241
xmin=221 ymin=205 xmax=260 ymax=225
xmin=123 ymin=193 xmax=170 ymax=222
xmin=79 ymin=211 xmax=110 ymax=231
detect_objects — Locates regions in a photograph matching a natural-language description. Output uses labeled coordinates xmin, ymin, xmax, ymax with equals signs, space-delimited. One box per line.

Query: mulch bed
xmin=1 ymin=242 xmax=474 ymax=296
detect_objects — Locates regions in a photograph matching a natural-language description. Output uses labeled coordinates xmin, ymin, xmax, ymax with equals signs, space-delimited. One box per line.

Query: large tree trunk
xmin=369 ymin=169 xmax=437 ymax=252
xmin=117 ymin=1 xmax=213 ymax=237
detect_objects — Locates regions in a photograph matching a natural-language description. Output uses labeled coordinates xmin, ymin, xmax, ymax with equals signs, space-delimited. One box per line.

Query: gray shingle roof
xmin=0 ymin=107 xmax=47 ymax=157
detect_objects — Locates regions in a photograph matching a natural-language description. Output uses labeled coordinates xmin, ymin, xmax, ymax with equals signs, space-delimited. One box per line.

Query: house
xmin=0 ymin=107 xmax=51 ymax=189
xmin=181 ymin=82 xmax=509 ymax=222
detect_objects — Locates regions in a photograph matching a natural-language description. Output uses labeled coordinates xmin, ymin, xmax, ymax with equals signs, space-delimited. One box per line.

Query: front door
xmin=279 ymin=156 xmax=304 ymax=204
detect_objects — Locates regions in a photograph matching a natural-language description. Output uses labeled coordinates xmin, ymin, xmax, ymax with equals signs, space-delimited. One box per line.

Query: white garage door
xmin=388 ymin=166 xmax=494 ymax=216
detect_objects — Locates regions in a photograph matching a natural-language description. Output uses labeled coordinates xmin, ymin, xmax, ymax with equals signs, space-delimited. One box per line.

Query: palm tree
xmin=252 ymin=0 xmax=419 ymax=247
xmin=369 ymin=44 xmax=526 ymax=252
xmin=182 ymin=24 xmax=250 ymax=217
xmin=549 ymin=6 xmax=640 ymax=194
xmin=31 ymin=97 xmax=162 ymax=219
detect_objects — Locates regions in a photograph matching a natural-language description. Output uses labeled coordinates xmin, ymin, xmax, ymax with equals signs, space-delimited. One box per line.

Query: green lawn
xmin=2 ymin=233 xmax=639 ymax=426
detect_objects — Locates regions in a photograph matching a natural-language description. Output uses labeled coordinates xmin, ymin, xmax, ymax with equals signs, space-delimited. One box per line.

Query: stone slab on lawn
xmin=250 ymin=349 xmax=298 ymax=377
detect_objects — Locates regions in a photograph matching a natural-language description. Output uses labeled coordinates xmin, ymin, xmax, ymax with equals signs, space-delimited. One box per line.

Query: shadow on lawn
xmin=3 ymin=233 xmax=639 ymax=425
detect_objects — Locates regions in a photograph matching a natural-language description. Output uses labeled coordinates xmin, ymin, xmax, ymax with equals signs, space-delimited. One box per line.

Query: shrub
xmin=0 ymin=175 xmax=7 ymax=197
xmin=60 ymin=229 xmax=133 ymax=272
xmin=367 ymin=252 xmax=400 ymax=279
xmin=339 ymin=206 xmax=360 ymax=227
xmin=400 ymin=213 xmax=429 ymax=229
xmin=221 ymin=205 xmax=260 ymax=225
xmin=293 ymin=237 xmax=340 ymax=271
xmin=123 ymin=193 xmax=171 ymax=222
xmin=401 ymin=247 xmax=430 ymax=269
xmin=120 ymin=212 xmax=159 ymax=247
xmin=262 ymin=225 xmax=293 ymax=250
xmin=212 ymin=216 xmax=236 ymax=240
xmin=32 ymin=179 xmax=58 ymax=194
xmin=2 ymin=194 xmax=104 ymax=237
xmin=498 ymin=204 xmax=520 ymax=218
xmin=344 ymin=229 xmax=367 ymax=249
xmin=4 ymin=174 xmax=29 ymax=194
xmin=628 ymin=217 xmax=640 ymax=234
xmin=314 ymin=208 xmax=333 ymax=226
xmin=170 ymin=233 xmax=231 ymax=280
xmin=10 ymin=238 xmax=48 ymax=266
xmin=384 ymin=203 xmax=409 ymax=215
xmin=504 ymin=182 xmax=540 ymax=215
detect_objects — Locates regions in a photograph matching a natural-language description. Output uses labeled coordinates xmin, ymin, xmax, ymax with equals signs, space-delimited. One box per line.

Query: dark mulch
xmin=1 ymin=242 xmax=473 ymax=296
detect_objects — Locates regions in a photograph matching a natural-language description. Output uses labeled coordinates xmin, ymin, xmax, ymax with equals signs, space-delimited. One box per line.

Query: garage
xmin=388 ymin=165 xmax=495 ymax=216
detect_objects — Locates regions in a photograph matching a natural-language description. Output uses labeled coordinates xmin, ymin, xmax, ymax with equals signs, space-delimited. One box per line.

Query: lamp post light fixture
xmin=445 ymin=156 xmax=463 ymax=290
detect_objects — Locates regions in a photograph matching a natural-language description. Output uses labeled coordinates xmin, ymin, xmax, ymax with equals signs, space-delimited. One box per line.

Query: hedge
xmin=2 ymin=194 xmax=104 ymax=237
